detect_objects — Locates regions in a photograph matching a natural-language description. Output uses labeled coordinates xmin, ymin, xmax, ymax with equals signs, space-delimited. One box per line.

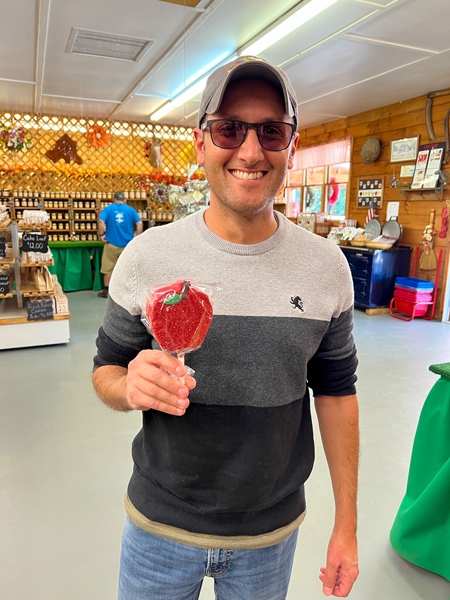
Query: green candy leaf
xmin=163 ymin=293 xmax=181 ymax=305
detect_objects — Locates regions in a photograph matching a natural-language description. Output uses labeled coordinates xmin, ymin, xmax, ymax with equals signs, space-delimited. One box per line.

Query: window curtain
xmin=293 ymin=137 xmax=352 ymax=170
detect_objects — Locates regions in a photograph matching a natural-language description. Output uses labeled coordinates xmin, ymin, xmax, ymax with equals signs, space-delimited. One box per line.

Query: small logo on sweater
xmin=290 ymin=296 xmax=304 ymax=312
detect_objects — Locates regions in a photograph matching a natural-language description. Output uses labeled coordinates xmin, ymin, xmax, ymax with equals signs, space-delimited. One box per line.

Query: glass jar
xmin=57 ymin=213 xmax=62 ymax=220
xmin=81 ymin=233 xmax=87 ymax=241
xmin=58 ymin=223 xmax=63 ymax=230
xmin=80 ymin=222 xmax=85 ymax=229
xmin=80 ymin=213 xmax=85 ymax=220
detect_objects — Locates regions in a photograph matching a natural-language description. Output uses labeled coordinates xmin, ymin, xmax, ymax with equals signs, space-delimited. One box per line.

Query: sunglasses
xmin=201 ymin=119 xmax=296 ymax=151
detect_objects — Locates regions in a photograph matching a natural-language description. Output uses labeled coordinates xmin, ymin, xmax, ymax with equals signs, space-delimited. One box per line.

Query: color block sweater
xmin=94 ymin=209 xmax=358 ymax=546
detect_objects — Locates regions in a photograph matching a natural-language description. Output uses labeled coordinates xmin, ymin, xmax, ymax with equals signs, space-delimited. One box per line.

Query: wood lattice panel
xmin=0 ymin=111 xmax=197 ymax=192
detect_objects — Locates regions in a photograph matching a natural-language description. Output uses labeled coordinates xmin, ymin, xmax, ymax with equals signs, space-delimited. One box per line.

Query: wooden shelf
xmin=20 ymin=282 xmax=55 ymax=297
xmin=0 ymin=218 xmax=12 ymax=230
xmin=400 ymin=187 xmax=448 ymax=201
xmin=18 ymin=220 xmax=51 ymax=230
xmin=0 ymin=312 xmax=70 ymax=325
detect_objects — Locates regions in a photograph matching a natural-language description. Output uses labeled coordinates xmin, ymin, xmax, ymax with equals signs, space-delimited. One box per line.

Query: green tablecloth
xmin=48 ymin=242 xmax=104 ymax=291
xmin=390 ymin=363 xmax=450 ymax=582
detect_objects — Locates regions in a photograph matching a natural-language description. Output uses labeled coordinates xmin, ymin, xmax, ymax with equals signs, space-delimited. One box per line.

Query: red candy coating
xmin=146 ymin=280 xmax=213 ymax=353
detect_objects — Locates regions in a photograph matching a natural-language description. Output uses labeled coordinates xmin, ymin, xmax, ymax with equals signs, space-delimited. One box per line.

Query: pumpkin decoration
xmin=87 ymin=124 xmax=111 ymax=149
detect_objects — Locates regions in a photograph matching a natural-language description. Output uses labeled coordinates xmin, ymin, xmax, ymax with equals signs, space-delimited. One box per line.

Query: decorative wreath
xmin=0 ymin=124 xmax=33 ymax=153
xmin=87 ymin=124 xmax=111 ymax=149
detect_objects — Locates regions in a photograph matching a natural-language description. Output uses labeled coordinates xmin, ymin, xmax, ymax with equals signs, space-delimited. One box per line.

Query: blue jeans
xmin=118 ymin=517 xmax=298 ymax=600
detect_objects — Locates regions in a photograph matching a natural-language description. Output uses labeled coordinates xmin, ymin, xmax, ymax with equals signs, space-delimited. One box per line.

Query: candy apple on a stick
xmin=146 ymin=280 xmax=214 ymax=381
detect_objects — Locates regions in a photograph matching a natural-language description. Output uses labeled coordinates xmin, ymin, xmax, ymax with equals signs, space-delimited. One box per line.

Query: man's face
xmin=194 ymin=79 xmax=299 ymax=217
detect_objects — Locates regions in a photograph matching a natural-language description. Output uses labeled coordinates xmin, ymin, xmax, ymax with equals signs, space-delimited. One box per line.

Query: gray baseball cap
xmin=114 ymin=191 xmax=125 ymax=201
xmin=198 ymin=56 xmax=298 ymax=127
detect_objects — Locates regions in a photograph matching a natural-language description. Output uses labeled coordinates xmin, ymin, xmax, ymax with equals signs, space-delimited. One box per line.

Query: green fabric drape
xmin=48 ymin=243 xmax=104 ymax=291
xmin=390 ymin=363 xmax=450 ymax=582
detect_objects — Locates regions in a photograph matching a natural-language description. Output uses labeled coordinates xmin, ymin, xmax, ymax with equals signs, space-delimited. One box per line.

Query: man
xmin=97 ymin=191 xmax=143 ymax=298
xmin=93 ymin=56 xmax=359 ymax=599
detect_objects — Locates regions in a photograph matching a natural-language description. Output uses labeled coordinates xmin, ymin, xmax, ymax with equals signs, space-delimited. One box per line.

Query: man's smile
xmin=229 ymin=169 xmax=267 ymax=180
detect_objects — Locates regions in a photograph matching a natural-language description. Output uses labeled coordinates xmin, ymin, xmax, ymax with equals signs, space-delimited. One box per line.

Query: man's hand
xmin=126 ymin=350 xmax=196 ymax=415
xmin=319 ymin=528 xmax=359 ymax=597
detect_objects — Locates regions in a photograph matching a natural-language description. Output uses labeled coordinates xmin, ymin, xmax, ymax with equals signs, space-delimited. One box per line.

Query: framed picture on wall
xmin=356 ymin=177 xmax=384 ymax=209
xmin=390 ymin=136 xmax=420 ymax=163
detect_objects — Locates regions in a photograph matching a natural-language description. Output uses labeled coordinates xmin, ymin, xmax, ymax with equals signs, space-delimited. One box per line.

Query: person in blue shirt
xmin=97 ymin=191 xmax=143 ymax=297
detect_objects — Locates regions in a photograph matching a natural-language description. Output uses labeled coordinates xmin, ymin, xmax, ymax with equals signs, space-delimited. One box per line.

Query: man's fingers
xmin=126 ymin=350 xmax=196 ymax=414
xmin=319 ymin=560 xmax=342 ymax=597
xmin=319 ymin=565 xmax=358 ymax=597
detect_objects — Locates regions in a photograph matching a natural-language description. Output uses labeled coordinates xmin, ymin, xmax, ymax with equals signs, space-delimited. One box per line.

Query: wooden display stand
xmin=0 ymin=219 xmax=70 ymax=349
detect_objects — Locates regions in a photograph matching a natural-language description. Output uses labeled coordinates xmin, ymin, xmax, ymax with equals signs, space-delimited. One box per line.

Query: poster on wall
xmin=411 ymin=142 xmax=445 ymax=189
xmin=357 ymin=177 xmax=384 ymax=209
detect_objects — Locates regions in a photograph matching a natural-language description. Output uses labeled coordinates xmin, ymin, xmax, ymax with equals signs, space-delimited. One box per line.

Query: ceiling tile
xmin=0 ymin=82 xmax=35 ymax=113
xmin=284 ymin=36 xmax=432 ymax=105
xmin=297 ymin=50 xmax=450 ymax=121
xmin=0 ymin=0 xmax=36 ymax=82
xmin=348 ymin=0 xmax=450 ymax=52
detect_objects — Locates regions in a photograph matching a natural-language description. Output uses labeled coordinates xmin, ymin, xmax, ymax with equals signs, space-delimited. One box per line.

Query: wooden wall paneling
xmin=297 ymin=90 xmax=450 ymax=320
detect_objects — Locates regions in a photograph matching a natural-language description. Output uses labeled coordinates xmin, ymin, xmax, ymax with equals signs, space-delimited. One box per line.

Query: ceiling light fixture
xmin=241 ymin=0 xmax=340 ymax=56
xmin=150 ymin=0 xmax=339 ymax=122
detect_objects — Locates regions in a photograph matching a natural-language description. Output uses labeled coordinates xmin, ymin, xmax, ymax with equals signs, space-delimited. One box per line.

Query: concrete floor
xmin=1 ymin=290 xmax=450 ymax=600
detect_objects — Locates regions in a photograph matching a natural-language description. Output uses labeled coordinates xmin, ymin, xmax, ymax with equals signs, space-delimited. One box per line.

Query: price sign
xmin=0 ymin=237 xmax=6 ymax=259
xmin=22 ymin=233 xmax=49 ymax=253
xmin=27 ymin=299 xmax=54 ymax=321
xmin=0 ymin=273 xmax=10 ymax=295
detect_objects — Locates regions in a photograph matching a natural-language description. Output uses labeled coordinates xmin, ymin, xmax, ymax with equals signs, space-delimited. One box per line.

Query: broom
xmin=420 ymin=210 xmax=438 ymax=271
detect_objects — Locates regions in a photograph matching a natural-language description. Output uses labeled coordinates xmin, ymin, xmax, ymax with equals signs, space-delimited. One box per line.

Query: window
xmin=285 ymin=138 xmax=352 ymax=219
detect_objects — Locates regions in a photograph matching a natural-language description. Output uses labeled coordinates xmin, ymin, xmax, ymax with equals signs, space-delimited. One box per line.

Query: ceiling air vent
xmin=66 ymin=28 xmax=155 ymax=62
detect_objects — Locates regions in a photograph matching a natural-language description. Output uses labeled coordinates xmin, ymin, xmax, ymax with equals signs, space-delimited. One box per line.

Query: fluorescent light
xmin=151 ymin=55 xmax=237 ymax=122
xmin=151 ymin=0 xmax=340 ymax=122
xmin=172 ymin=78 xmax=207 ymax=108
xmin=242 ymin=0 xmax=340 ymax=56
xmin=151 ymin=101 xmax=177 ymax=122
xmin=150 ymin=78 xmax=206 ymax=121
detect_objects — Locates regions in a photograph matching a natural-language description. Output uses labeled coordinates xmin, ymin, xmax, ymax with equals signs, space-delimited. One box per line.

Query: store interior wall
xmin=298 ymin=91 xmax=450 ymax=321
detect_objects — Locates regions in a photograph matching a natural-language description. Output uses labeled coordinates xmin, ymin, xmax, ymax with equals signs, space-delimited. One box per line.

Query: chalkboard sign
xmin=0 ymin=237 xmax=6 ymax=259
xmin=0 ymin=273 xmax=10 ymax=295
xmin=22 ymin=233 xmax=49 ymax=253
xmin=27 ymin=299 xmax=54 ymax=321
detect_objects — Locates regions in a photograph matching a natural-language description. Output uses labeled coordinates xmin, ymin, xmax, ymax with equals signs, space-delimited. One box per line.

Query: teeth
xmin=231 ymin=170 xmax=264 ymax=180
